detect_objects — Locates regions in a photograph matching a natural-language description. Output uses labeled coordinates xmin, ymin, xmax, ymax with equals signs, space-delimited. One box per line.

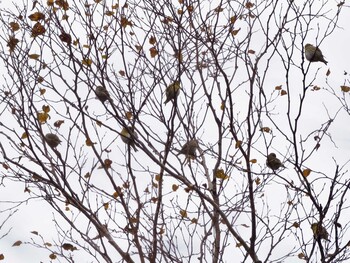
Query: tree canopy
xmin=0 ymin=0 xmax=350 ymax=262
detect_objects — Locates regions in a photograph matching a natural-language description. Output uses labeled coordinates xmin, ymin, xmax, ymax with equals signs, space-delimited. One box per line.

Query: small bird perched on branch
xmin=266 ymin=153 xmax=284 ymax=171
xmin=95 ymin=85 xmax=113 ymax=103
xmin=178 ymin=139 xmax=198 ymax=159
xmin=304 ymin=44 xmax=328 ymax=65
xmin=311 ymin=222 xmax=330 ymax=241
xmin=164 ymin=81 xmax=181 ymax=105
xmin=120 ymin=127 xmax=138 ymax=151
xmin=45 ymin=133 xmax=61 ymax=148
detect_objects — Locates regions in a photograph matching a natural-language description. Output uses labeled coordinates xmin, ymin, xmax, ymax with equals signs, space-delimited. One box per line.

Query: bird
xmin=45 ymin=133 xmax=61 ymax=148
xmin=304 ymin=44 xmax=328 ymax=65
xmin=178 ymin=139 xmax=198 ymax=159
xmin=120 ymin=127 xmax=138 ymax=151
xmin=266 ymin=153 xmax=284 ymax=171
xmin=311 ymin=223 xmax=330 ymax=241
xmin=164 ymin=81 xmax=181 ymax=105
xmin=95 ymin=86 xmax=113 ymax=103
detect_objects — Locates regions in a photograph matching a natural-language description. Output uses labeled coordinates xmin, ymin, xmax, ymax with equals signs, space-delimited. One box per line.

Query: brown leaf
xmin=149 ymin=47 xmax=158 ymax=58
xmin=59 ymin=32 xmax=72 ymax=45
xmin=326 ymin=69 xmax=331 ymax=76
xmin=31 ymin=22 xmax=46 ymax=37
xmin=12 ymin=240 xmax=22 ymax=247
xmin=260 ymin=127 xmax=271 ymax=133
xmin=149 ymin=36 xmax=156 ymax=45
xmin=7 ymin=36 xmax=19 ymax=52
xmin=235 ymin=140 xmax=242 ymax=149
xmin=0 ymin=254 xmax=4 ymax=260
xmin=9 ymin=22 xmax=20 ymax=31
xmin=180 ymin=209 xmax=187 ymax=218
xmin=172 ymin=184 xmax=179 ymax=191
xmin=280 ymin=89 xmax=287 ymax=96
xmin=341 ymin=85 xmax=350 ymax=92
xmin=31 ymin=231 xmax=39 ymax=235
xmin=302 ymin=168 xmax=311 ymax=177
xmin=62 ymin=243 xmax=77 ymax=251
xmin=28 ymin=12 xmax=45 ymax=21
xmin=275 ymin=85 xmax=282 ymax=90
xmin=49 ymin=253 xmax=57 ymax=259
xmin=54 ymin=120 xmax=64 ymax=128
xmin=248 ymin=49 xmax=255 ymax=54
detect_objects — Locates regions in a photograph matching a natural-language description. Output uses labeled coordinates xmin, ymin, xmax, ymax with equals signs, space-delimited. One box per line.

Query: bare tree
xmin=0 ymin=0 xmax=349 ymax=262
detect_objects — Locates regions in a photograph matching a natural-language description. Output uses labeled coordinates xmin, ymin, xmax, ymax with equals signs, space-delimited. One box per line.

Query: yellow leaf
xmin=172 ymin=184 xmax=179 ymax=191
xmin=220 ymin=102 xmax=225 ymax=110
xmin=341 ymin=85 xmax=350 ymax=92
xmin=12 ymin=240 xmax=22 ymax=247
xmin=28 ymin=54 xmax=40 ymax=60
xmin=83 ymin=45 xmax=90 ymax=49
xmin=155 ymin=174 xmax=161 ymax=181
xmin=215 ymin=169 xmax=229 ymax=180
xmin=235 ymin=140 xmax=242 ymax=149
xmin=21 ymin=132 xmax=28 ymax=139
xmin=103 ymin=202 xmax=109 ymax=210
xmin=37 ymin=112 xmax=49 ymax=124
xmin=82 ymin=58 xmax=92 ymax=66
xmin=230 ymin=16 xmax=237 ymax=24
xmin=180 ymin=209 xmax=187 ymax=218
xmin=250 ymin=159 xmax=257 ymax=163
xmin=47 ymin=0 xmax=54 ymax=6
xmin=302 ymin=168 xmax=311 ymax=177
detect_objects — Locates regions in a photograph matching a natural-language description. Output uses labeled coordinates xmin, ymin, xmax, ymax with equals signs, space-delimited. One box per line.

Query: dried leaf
xmin=341 ymin=85 xmax=350 ymax=92
xmin=275 ymin=85 xmax=282 ymax=90
xmin=180 ymin=209 xmax=187 ymax=218
xmin=172 ymin=184 xmax=179 ymax=191
xmin=302 ymin=168 xmax=311 ymax=177
xmin=235 ymin=140 xmax=242 ymax=149
xmin=82 ymin=58 xmax=93 ymax=66
xmin=280 ymin=90 xmax=287 ymax=96
xmin=61 ymin=243 xmax=77 ymax=251
xmin=49 ymin=253 xmax=57 ymax=259
xmin=255 ymin=177 xmax=260 ymax=185
xmin=31 ymin=22 xmax=45 ymax=37
xmin=54 ymin=120 xmax=64 ymax=128
xmin=250 ymin=159 xmax=257 ymax=163
xmin=103 ymin=202 xmax=109 ymax=210
xmin=31 ymin=231 xmax=39 ymax=235
xmin=149 ymin=47 xmax=158 ymax=58
xmin=9 ymin=22 xmax=20 ymax=31
xmin=292 ymin=222 xmax=300 ymax=228
xmin=326 ymin=69 xmax=331 ymax=76
xmin=85 ymin=138 xmax=94 ymax=146
xmin=260 ymin=127 xmax=271 ymax=133
xmin=248 ymin=49 xmax=255 ymax=54
xmin=7 ymin=36 xmax=19 ymax=53
xmin=21 ymin=132 xmax=28 ymax=139
xmin=12 ymin=240 xmax=22 ymax=247
xmin=215 ymin=169 xmax=229 ymax=180
xmin=28 ymin=12 xmax=45 ymax=21
xmin=149 ymin=36 xmax=156 ymax=45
